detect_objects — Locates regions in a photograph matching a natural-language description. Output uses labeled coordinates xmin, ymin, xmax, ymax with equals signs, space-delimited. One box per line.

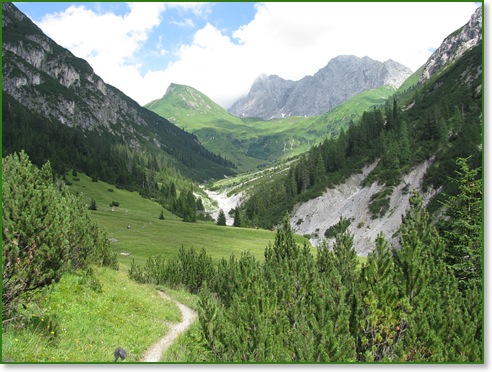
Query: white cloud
xmin=152 ymin=2 xmax=479 ymax=108
xmin=38 ymin=3 xmax=166 ymax=97
xmin=171 ymin=18 xmax=195 ymax=28
xmin=37 ymin=2 xmax=480 ymax=109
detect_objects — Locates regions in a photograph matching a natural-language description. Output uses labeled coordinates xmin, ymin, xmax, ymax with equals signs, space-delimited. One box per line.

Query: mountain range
xmin=241 ymin=5 xmax=483 ymax=250
xmin=2 ymin=1 xmax=482 ymax=246
xmin=228 ymin=56 xmax=412 ymax=119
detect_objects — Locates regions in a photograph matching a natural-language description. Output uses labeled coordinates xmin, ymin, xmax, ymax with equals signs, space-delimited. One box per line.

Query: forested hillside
xmin=2 ymin=3 xmax=235 ymax=194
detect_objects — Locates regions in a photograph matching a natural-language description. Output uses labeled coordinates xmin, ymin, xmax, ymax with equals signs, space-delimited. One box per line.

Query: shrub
xmin=325 ymin=217 xmax=352 ymax=239
xmin=2 ymin=152 xmax=117 ymax=321
xmin=88 ymin=199 xmax=98 ymax=210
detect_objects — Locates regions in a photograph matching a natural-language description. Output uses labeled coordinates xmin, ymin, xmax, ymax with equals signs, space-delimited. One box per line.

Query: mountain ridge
xmin=145 ymin=82 xmax=395 ymax=172
xmin=419 ymin=6 xmax=482 ymax=84
xmin=2 ymin=3 xmax=235 ymax=183
xmin=229 ymin=55 xmax=412 ymax=119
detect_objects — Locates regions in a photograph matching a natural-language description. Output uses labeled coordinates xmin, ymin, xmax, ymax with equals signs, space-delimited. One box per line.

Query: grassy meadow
xmin=3 ymin=170 xmax=363 ymax=363
xmin=67 ymin=173 xmax=313 ymax=267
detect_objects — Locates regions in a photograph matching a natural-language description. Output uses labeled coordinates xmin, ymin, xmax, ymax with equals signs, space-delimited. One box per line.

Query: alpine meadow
xmin=2 ymin=2 xmax=484 ymax=364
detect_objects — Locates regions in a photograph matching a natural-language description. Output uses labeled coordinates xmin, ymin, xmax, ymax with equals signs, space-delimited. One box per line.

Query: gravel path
xmin=141 ymin=292 xmax=197 ymax=362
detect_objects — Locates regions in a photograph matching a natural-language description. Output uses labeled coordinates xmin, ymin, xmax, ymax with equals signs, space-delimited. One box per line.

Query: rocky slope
xmin=290 ymin=159 xmax=438 ymax=255
xmin=419 ymin=6 xmax=482 ymax=83
xmin=2 ymin=3 xmax=233 ymax=181
xmin=229 ymin=56 xmax=412 ymax=119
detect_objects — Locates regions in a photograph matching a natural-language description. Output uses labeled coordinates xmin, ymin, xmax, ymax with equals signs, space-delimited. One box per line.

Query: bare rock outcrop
xmin=419 ymin=6 xmax=482 ymax=84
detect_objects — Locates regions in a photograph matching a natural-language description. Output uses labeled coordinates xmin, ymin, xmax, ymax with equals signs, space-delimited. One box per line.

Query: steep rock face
xmin=228 ymin=75 xmax=296 ymax=119
xmin=229 ymin=56 xmax=412 ymax=119
xmin=2 ymin=2 xmax=148 ymax=135
xmin=419 ymin=6 xmax=482 ymax=83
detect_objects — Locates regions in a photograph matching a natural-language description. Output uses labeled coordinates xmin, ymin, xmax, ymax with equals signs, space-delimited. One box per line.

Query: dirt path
xmin=141 ymin=292 xmax=197 ymax=362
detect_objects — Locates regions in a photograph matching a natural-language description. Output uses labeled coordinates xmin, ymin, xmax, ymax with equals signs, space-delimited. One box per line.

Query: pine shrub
xmin=2 ymin=152 xmax=117 ymax=321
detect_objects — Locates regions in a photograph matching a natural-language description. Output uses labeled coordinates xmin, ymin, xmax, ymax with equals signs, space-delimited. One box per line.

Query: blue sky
xmin=14 ymin=2 xmax=481 ymax=108
xmin=16 ymin=2 xmax=258 ymax=73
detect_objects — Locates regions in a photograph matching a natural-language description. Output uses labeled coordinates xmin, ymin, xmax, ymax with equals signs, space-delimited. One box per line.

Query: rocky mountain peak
xmin=229 ymin=56 xmax=412 ymax=120
xmin=419 ymin=6 xmax=482 ymax=83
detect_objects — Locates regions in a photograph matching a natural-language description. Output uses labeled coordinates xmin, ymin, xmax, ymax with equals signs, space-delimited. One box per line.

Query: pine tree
xmin=393 ymin=191 xmax=476 ymax=362
xmin=2 ymin=152 xmax=117 ymax=320
xmin=216 ymin=209 xmax=226 ymax=226
xmin=233 ymin=208 xmax=241 ymax=227
xmin=441 ymin=157 xmax=482 ymax=292
xmin=357 ymin=234 xmax=409 ymax=361
xmin=88 ymin=198 xmax=98 ymax=210
xmin=331 ymin=229 xmax=360 ymax=346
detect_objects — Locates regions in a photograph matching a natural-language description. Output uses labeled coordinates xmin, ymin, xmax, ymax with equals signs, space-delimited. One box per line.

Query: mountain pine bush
xmin=2 ymin=151 xmax=117 ymax=321
xmin=129 ymin=161 xmax=483 ymax=362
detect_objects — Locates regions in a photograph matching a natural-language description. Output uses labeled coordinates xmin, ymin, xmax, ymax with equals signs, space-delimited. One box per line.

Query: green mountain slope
xmin=145 ymin=84 xmax=395 ymax=172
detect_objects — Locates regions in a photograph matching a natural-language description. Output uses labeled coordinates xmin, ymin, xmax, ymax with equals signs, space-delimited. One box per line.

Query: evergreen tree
xmin=88 ymin=198 xmax=98 ymax=210
xmin=331 ymin=228 xmax=360 ymax=346
xmin=357 ymin=234 xmax=409 ymax=361
xmin=441 ymin=157 xmax=482 ymax=292
xmin=2 ymin=152 xmax=117 ymax=320
xmin=216 ymin=209 xmax=226 ymax=226
xmin=393 ymin=192 xmax=477 ymax=362
xmin=233 ymin=208 xmax=241 ymax=227
xmin=196 ymin=197 xmax=205 ymax=211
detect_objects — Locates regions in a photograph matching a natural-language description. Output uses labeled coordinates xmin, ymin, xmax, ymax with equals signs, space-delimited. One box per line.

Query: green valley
xmin=145 ymin=83 xmax=395 ymax=172
xmin=2 ymin=2 xmax=483 ymax=365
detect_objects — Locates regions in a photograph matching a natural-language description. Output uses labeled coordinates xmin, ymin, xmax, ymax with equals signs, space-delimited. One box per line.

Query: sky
xmin=15 ymin=2 xmax=481 ymax=109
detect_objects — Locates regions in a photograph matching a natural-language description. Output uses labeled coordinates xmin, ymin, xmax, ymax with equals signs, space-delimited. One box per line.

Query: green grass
xmin=162 ymin=321 xmax=211 ymax=362
xmin=2 ymin=267 xmax=180 ymax=362
xmin=67 ymin=172 xmax=313 ymax=267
